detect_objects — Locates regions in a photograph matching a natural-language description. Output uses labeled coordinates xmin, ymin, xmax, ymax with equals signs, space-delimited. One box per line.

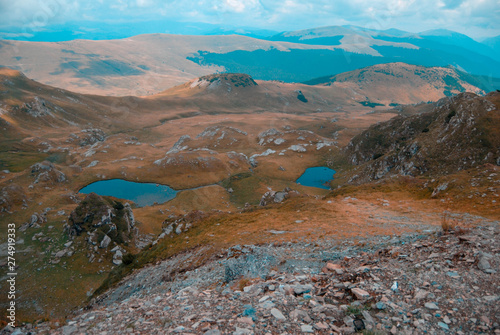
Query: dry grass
xmin=441 ymin=211 xmax=452 ymax=233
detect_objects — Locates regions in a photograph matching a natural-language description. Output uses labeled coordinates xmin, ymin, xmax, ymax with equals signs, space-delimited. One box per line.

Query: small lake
xmin=296 ymin=167 xmax=336 ymax=190
xmin=79 ymin=179 xmax=178 ymax=207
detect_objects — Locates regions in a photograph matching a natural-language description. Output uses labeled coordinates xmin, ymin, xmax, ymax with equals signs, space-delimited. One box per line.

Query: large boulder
xmin=68 ymin=193 xmax=134 ymax=247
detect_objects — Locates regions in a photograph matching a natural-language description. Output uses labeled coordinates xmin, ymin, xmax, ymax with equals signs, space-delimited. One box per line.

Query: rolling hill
xmin=303 ymin=63 xmax=498 ymax=105
xmin=1 ymin=26 xmax=499 ymax=96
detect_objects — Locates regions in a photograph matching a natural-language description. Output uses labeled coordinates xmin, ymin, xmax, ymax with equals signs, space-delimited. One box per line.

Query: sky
xmin=0 ymin=0 xmax=499 ymax=40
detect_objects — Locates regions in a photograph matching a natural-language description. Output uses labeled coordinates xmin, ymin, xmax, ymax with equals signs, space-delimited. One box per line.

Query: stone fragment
xmin=437 ymin=322 xmax=450 ymax=330
xmin=100 ymin=235 xmax=111 ymax=249
xmin=351 ymin=288 xmax=370 ymax=300
xmin=424 ymin=302 xmax=439 ymax=310
xmin=270 ymin=308 xmax=286 ymax=321
xmin=414 ymin=289 xmax=428 ymax=301
xmin=361 ymin=310 xmax=375 ymax=325
xmin=301 ymin=325 xmax=314 ymax=333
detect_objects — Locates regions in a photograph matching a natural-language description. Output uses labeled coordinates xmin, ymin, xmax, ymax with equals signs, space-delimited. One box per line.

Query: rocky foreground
xmin=9 ymin=217 xmax=500 ymax=335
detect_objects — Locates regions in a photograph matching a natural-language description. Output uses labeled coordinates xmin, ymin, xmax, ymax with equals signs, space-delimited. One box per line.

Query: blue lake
xmin=296 ymin=167 xmax=336 ymax=189
xmin=79 ymin=179 xmax=178 ymax=207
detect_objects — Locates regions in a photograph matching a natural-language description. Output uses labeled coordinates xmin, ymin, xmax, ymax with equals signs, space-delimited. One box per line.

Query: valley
xmin=0 ymin=61 xmax=498 ymax=333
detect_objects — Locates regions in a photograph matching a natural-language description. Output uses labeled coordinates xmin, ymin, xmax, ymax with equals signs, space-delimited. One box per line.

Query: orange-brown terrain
xmin=0 ymin=63 xmax=498 ymax=334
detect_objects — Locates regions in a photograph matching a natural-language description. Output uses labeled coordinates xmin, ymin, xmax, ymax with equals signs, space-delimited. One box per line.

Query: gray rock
xmin=293 ymin=284 xmax=314 ymax=295
xmin=54 ymin=250 xmax=67 ymax=258
xmin=301 ymin=324 xmax=314 ymax=333
xmin=259 ymin=300 xmax=275 ymax=309
xmin=233 ymin=327 xmax=253 ymax=335
xmin=424 ymin=302 xmax=439 ymax=310
xmin=61 ymin=325 xmax=78 ymax=335
xmin=483 ymin=295 xmax=498 ymax=302
xmin=100 ymin=235 xmax=111 ymax=249
xmin=351 ymin=288 xmax=370 ymax=300
xmin=271 ymin=308 xmax=286 ymax=321
xmin=478 ymin=257 xmax=491 ymax=271
xmin=205 ymin=330 xmax=221 ymax=335
xmin=437 ymin=322 xmax=450 ymax=330
xmin=414 ymin=289 xmax=428 ymax=301
xmin=173 ymin=326 xmax=185 ymax=333
xmin=361 ymin=310 xmax=375 ymax=325
xmin=290 ymin=309 xmax=312 ymax=323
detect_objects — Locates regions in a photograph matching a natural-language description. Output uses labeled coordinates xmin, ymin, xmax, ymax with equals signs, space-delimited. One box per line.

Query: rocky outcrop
xmin=31 ymin=161 xmax=66 ymax=184
xmin=67 ymin=128 xmax=106 ymax=146
xmin=193 ymin=73 xmax=258 ymax=90
xmin=259 ymin=188 xmax=299 ymax=206
xmin=344 ymin=92 xmax=499 ymax=183
xmin=22 ymin=96 xmax=53 ymax=117
xmin=78 ymin=128 xmax=106 ymax=146
xmin=67 ymin=193 xmax=135 ymax=248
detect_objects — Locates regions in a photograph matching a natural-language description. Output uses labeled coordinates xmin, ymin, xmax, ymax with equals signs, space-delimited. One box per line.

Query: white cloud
xmin=0 ymin=0 xmax=498 ymax=39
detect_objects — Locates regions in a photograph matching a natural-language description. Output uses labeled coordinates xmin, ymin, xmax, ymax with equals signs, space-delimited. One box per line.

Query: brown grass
xmin=441 ymin=211 xmax=451 ymax=233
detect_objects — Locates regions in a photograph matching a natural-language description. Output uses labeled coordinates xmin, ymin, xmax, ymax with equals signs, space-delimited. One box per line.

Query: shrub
xmin=122 ymin=253 xmax=136 ymax=265
xmin=441 ymin=211 xmax=451 ymax=233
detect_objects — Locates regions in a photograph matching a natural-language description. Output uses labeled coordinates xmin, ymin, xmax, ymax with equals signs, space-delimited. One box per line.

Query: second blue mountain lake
xmin=296 ymin=167 xmax=336 ymax=189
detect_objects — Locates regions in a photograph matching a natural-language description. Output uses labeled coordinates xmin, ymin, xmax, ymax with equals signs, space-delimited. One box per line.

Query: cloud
xmin=441 ymin=0 xmax=465 ymax=9
xmin=0 ymin=0 xmax=498 ymax=39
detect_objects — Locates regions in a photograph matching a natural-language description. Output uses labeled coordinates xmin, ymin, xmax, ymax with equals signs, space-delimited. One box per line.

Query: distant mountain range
xmin=0 ymin=25 xmax=499 ymax=95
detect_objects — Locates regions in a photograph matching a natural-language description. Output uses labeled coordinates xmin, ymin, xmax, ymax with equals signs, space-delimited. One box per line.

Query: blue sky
xmin=0 ymin=0 xmax=499 ymax=40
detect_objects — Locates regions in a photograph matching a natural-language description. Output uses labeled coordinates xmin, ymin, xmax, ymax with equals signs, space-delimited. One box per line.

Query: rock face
xmin=67 ymin=193 xmax=135 ymax=248
xmin=344 ymin=92 xmax=500 ymax=183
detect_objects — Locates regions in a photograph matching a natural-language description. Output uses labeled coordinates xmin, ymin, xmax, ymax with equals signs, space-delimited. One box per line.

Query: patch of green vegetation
xmin=0 ymin=151 xmax=49 ymax=172
xmin=443 ymin=89 xmax=453 ymax=97
xmin=159 ymin=111 xmax=203 ymax=124
xmin=359 ymin=101 xmax=385 ymax=108
xmin=297 ymin=93 xmax=308 ymax=103
xmin=46 ymin=152 xmax=67 ymax=164
xmin=445 ymin=110 xmax=456 ymax=123
xmin=347 ymin=305 xmax=363 ymax=316
xmin=443 ymin=75 xmax=465 ymax=92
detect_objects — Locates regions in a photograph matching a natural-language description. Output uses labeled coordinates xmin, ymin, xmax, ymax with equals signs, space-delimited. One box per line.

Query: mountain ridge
xmin=1 ymin=26 xmax=499 ymax=95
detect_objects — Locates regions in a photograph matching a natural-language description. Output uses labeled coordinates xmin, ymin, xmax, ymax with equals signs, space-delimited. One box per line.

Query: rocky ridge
xmin=343 ymin=92 xmax=499 ymax=184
